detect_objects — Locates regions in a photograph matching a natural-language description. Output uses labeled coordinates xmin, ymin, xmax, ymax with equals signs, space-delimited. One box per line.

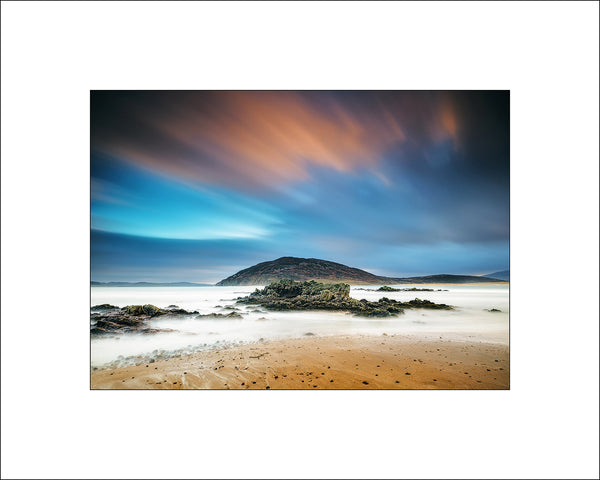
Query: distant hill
xmin=400 ymin=274 xmax=505 ymax=284
xmin=91 ymin=281 xmax=211 ymax=287
xmin=483 ymin=270 xmax=510 ymax=281
xmin=215 ymin=257 xmax=506 ymax=286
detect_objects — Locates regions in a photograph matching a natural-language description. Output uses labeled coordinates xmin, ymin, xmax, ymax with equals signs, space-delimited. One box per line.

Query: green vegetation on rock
xmin=121 ymin=304 xmax=163 ymax=316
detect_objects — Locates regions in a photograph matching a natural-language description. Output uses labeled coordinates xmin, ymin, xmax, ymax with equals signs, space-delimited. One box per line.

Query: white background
xmin=1 ymin=2 xmax=598 ymax=479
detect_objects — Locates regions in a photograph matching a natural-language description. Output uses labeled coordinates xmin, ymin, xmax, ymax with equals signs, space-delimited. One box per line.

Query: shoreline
xmin=91 ymin=333 xmax=509 ymax=390
xmin=92 ymin=282 xmax=509 ymax=287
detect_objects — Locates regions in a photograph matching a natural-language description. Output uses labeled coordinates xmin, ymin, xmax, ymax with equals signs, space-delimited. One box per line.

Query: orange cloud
xmin=92 ymin=91 xmax=460 ymax=191
xmin=433 ymin=97 xmax=460 ymax=147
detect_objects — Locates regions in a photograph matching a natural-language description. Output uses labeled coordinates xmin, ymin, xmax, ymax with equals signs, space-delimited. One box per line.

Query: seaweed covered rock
xmin=406 ymin=298 xmax=452 ymax=309
xmin=237 ymin=279 xmax=452 ymax=317
xmin=377 ymin=286 xmax=400 ymax=292
xmin=90 ymin=304 xmax=199 ymax=336
xmin=376 ymin=286 xmax=447 ymax=292
xmin=121 ymin=304 xmax=163 ymax=316
xmin=195 ymin=312 xmax=243 ymax=320
xmin=255 ymin=278 xmax=350 ymax=299
xmin=91 ymin=304 xmax=120 ymax=311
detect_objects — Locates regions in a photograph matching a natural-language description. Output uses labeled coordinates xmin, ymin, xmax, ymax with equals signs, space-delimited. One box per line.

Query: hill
xmin=216 ymin=257 xmax=384 ymax=285
xmin=215 ymin=257 xmax=506 ymax=286
xmin=91 ymin=281 xmax=211 ymax=287
xmin=482 ymin=270 xmax=510 ymax=281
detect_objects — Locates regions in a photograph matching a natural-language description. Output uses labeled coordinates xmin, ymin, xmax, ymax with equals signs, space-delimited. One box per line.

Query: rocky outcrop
xmin=195 ymin=312 xmax=243 ymax=320
xmin=121 ymin=304 xmax=163 ymax=316
xmin=376 ymin=286 xmax=448 ymax=292
xmin=236 ymin=279 xmax=452 ymax=317
xmin=91 ymin=304 xmax=120 ymax=311
xmin=90 ymin=304 xmax=198 ymax=336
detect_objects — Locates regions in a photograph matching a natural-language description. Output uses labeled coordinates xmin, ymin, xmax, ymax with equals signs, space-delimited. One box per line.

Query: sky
xmin=91 ymin=91 xmax=509 ymax=283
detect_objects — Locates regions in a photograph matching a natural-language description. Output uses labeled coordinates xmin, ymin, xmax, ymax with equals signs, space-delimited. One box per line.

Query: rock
xmin=165 ymin=308 xmax=195 ymax=315
xmin=236 ymin=279 xmax=452 ymax=317
xmin=362 ymin=381 xmax=369 ymax=385
xmin=363 ymin=309 xmax=393 ymax=318
xmin=304 ymin=332 xmax=316 ymax=336
xmin=90 ymin=303 xmax=198 ymax=336
xmin=320 ymin=290 xmax=334 ymax=301
xmin=121 ymin=304 xmax=161 ymax=316
xmin=222 ymin=306 xmax=241 ymax=311
xmin=195 ymin=312 xmax=243 ymax=320
xmin=377 ymin=286 xmax=443 ymax=292
xmin=91 ymin=304 xmax=120 ymax=311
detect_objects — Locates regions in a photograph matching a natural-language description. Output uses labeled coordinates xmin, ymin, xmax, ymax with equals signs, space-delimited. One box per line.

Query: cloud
xmin=90 ymin=154 xmax=283 ymax=240
xmin=91 ymin=91 xmax=466 ymax=193
xmin=90 ymin=91 xmax=509 ymax=281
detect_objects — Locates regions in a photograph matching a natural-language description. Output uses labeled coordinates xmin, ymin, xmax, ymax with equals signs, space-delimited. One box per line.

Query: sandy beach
xmin=91 ymin=333 xmax=509 ymax=390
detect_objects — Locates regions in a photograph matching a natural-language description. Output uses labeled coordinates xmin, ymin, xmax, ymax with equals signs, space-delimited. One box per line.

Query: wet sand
xmin=91 ymin=333 xmax=509 ymax=389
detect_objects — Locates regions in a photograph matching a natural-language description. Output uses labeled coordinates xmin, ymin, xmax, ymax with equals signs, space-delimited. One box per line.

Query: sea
xmin=90 ymin=284 xmax=509 ymax=369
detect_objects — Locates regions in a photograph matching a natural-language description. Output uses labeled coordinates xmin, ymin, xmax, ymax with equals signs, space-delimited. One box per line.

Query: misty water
xmin=90 ymin=284 xmax=509 ymax=369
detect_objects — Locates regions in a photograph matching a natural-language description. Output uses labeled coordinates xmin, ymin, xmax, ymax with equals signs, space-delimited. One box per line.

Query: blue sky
xmin=91 ymin=91 xmax=509 ymax=283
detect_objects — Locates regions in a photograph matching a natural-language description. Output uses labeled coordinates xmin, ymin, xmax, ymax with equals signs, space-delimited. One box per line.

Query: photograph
xmin=90 ymin=90 xmax=510 ymax=390
xmin=3 ymin=1 xmax=598 ymax=478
